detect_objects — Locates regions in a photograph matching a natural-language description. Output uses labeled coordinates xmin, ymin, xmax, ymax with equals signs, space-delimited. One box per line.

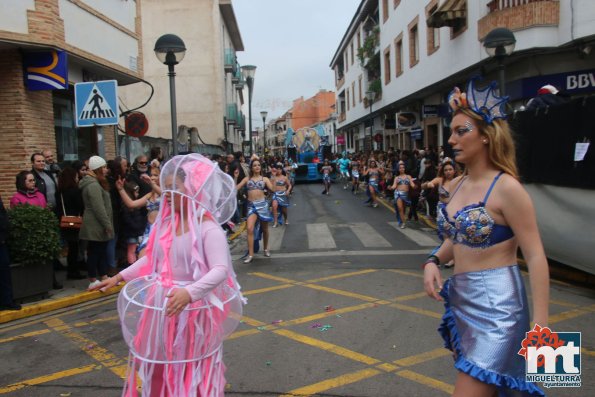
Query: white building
xmin=331 ymin=0 xmax=595 ymax=153
xmin=120 ymin=0 xmax=246 ymax=157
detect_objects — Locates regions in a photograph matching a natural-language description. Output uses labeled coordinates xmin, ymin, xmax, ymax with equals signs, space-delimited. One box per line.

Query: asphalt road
xmin=1 ymin=182 xmax=594 ymax=396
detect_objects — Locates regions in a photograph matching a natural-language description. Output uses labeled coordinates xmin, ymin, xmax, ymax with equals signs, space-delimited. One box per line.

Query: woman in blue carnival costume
xmin=387 ymin=161 xmax=415 ymax=229
xmin=270 ymin=164 xmax=291 ymax=227
xmin=423 ymin=78 xmax=549 ymax=396
xmin=236 ymin=159 xmax=274 ymax=264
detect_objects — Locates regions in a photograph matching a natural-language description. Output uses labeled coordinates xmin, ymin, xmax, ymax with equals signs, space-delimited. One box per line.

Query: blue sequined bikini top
xmin=275 ymin=178 xmax=286 ymax=186
xmin=247 ymin=178 xmax=266 ymax=191
xmin=146 ymin=197 xmax=161 ymax=212
xmin=396 ymin=176 xmax=410 ymax=186
xmin=437 ymin=172 xmax=514 ymax=248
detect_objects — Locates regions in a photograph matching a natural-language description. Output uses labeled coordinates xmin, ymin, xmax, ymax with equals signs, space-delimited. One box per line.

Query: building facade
xmin=0 ymin=0 xmax=142 ymax=202
xmin=331 ymin=0 xmax=595 ymax=154
xmin=119 ymin=0 xmax=245 ymax=157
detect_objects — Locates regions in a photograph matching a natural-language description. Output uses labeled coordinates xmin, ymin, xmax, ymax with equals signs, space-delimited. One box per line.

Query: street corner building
xmin=0 ymin=0 xmax=143 ymax=203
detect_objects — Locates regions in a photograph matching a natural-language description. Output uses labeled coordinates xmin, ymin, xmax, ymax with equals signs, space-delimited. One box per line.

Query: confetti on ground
xmin=85 ymin=344 xmax=95 ymax=350
xmin=319 ymin=325 xmax=333 ymax=332
xmin=324 ymin=305 xmax=335 ymax=312
xmin=271 ymin=320 xmax=283 ymax=325
xmin=257 ymin=326 xmax=266 ymax=331
xmin=392 ymin=345 xmax=397 ymax=349
xmin=265 ymin=361 xmax=272 ymax=366
xmin=335 ymin=200 xmax=341 ymax=204
xmin=60 ymin=393 xmax=72 ymax=397
xmin=335 ymin=314 xmax=342 ymax=318
xmin=310 ymin=323 xmax=322 ymax=329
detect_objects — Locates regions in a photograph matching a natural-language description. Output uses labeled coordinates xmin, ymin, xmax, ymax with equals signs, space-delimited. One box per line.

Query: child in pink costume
xmin=93 ymin=154 xmax=244 ymax=397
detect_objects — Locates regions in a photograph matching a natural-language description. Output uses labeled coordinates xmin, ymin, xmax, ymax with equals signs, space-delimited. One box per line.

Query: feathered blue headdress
xmin=448 ymin=77 xmax=509 ymax=124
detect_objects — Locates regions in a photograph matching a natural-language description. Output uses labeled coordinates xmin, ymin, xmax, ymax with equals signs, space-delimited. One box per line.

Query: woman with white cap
xmin=79 ymin=155 xmax=113 ymax=289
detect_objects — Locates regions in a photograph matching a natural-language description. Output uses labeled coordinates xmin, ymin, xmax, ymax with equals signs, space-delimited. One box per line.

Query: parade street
xmin=0 ymin=184 xmax=594 ymax=396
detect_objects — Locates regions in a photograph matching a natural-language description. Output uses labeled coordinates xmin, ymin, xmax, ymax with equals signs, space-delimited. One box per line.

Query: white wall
xmin=80 ymin=0 xmax=136 ymax=32
xmin=60 ymin=0 xmax=138 ymax=72
xmin=0 ymin=0 xmax=35 ymax=34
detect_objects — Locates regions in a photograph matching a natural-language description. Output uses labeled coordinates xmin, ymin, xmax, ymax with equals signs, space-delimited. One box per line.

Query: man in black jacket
xmin=0 ymin=196 xmax=21 ymax=310
xmin=31 ymin=152 xmax=58 ymax=209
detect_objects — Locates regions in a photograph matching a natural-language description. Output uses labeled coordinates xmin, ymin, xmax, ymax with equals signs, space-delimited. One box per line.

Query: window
xmin=352 ymin=82 xmax=356 ymax=106
xmin=382 ymin=0 xmax=389 ymax=22
xmin=357 ymin=28 xmax=361 ymax=49
xmin=350 ymin=41 xmax=354 ymax=65
xmin=346 ymin=88 xmax=350 ymax=111
xmin=345 ymin=52 xmax=348 ymax=72
xmin=451 ymin=15 xmax=467 ymax=39
xmin=383 ymin=46 xmax=391 ymax=85
xmin=408 ymin=17 xmax=419 ymax=68
xmin=358 ymin=75 xmax=363 ymax=102
xmin=426 ymin=1 xmax=440 ymax=55
xmin=395 ymin=33 xmax=403 ymax=77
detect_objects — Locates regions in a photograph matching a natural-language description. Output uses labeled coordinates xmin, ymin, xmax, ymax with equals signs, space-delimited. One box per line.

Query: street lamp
xmin=483 ymin=27 xmax=516 ymax=96
xmin=241 ymin=65 xmax=256 ymax=156
xmin=365 ymin=90 xmax=376 ymax=151
xmin=260 ymin=110 xmax=268 ymax=155
xmin=154 ymin=34 xmax=186 ymax=156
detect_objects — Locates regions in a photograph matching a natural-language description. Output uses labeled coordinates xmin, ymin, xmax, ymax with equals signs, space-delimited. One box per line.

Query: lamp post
xmin=260 ymin=110 xmax=268 ymax=155
xmin=241 ymin=65 xmax=256 ymax=156
xmin=154 ymin=34 xmax=186 ymax=156
xmin=365 ymin=90 xmax=376 ymax=151
xmin=483 ymin=28 xmax=516 ymax=96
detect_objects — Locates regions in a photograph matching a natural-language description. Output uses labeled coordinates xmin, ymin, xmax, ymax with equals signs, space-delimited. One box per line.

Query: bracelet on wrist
xmin=421 ymin=254 xmax=441 ymax=270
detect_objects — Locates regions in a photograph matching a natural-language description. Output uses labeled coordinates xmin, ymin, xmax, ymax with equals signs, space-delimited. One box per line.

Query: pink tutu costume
xmin=117 ymin=154 xmax=244 ymax=397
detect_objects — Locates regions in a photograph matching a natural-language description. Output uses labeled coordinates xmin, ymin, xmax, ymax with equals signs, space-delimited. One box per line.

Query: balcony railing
xmin=224 ymin=49 xmax=236 ymax=73
xmin=336 ymin=75 xmax=345 ymax=90
xmin=226 ymin=104 xmax=238 ymax=124
xmin=487 ymin=0 xmax=552 ymax=13
xmin=338 ymin=112 xmax=346 ymax=123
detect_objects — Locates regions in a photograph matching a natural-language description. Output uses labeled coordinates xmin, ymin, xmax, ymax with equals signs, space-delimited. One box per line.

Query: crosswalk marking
xmin=307 ymin=223 xmax=337 ymax=249
xmin=348 ymin=223 xmax=392 ymax=248
xmin=268 ymin=224 xmax=286 ymax=251
xmin=388 ymin=222 xmax=439 ymax=246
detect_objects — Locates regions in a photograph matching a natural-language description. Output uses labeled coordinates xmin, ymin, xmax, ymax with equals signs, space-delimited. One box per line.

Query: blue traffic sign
xmin=75 ymin=80 xmax=119 ymax=127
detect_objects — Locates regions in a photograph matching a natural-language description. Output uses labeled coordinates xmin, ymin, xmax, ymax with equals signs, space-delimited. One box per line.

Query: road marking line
xmin=307 ymin=269 xmax=378 ymax=283
xmin=45 ymin=318 xmax=127 ymax=379
xmin=307 ymin=223 xmax=337 ymax=249
xmin=73 ymin=315 xmax=120 ymax=328
xmin=280 ymin=303 xmax=377 ymax=327
xmin=396 ymin=369 xmax=454 ymax=395
xmin=348 ymin=222 xmax=392 ymax=247
xmin=268 ymin=222 xmax=286 ymax=250
xmin=582 ymin=347 xmax=595 ymax=357
xmin=280 ymin=368 xmax=382 ymax=396
xmin=548 ymin=304 xmax=595 ymax=324
xmin=389 ymin=303 xmax=443 ymax=319
xmin=376 ymin=363 xmax=400 ymax=372
xmin=393 ymin=348 xmax=450 ymax=367
xmin=0 ymin=296 xmax=117 ymax=333
xmin=0 ymin=364 xmax=100 ymax=394
xmin=393 ymin=291 xmax=428 ymax=302
xmin=248 ymin=272 xmax=298 ymax=284
xmin=237 ymin=249 xmax=429 ymax=260
xmin=273 ymin=329 xmax=381 ymax=365
xmin=388 ymin=269 xmax=424 ymax=278
xmin=388 ymin=222 xmax=439 ymax=246
xmin=0 ymin=329 xmax=51 ymax=344
xmin=547 ymin=299 xmax=579 ymax=308
xmin=242 ymin=284 xmax=294 ymax=296
xmin=227 ymin=329 xmax=261 ymax=340
xmin=305 ymin=284 xmax=382 ymax=303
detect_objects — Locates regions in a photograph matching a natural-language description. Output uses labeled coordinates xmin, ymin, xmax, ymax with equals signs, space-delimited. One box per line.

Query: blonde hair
xmin=458 ymin=108 xmax=518 ymax=179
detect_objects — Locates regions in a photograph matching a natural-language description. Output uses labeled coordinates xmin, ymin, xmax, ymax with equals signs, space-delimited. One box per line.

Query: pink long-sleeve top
xmin=9 ymin=190 xmax=47 ymax=209
xmin=119 ymin=220 xmax=229 ymax=302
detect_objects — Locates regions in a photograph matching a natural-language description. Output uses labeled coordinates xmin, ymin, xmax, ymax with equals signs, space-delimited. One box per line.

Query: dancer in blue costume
xmin=236 ymin=159 xmax=274 ymax=264
xmin=270 ymin=164 xmax=290 ymax=227
xmin=423 ymin=78 xmax=549 ymax=397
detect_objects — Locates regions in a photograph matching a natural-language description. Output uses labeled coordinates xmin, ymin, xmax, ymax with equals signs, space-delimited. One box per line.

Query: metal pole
xmin=369 ymin=103 xmax=373 ymax=152
xmin=262 ymin=117 xmax=267 ymax=154
xmin=168 ymin=63 xmax=178 ymax=156
xmin=497 ymin=57 xmax=506 ymax=97
xmin=248 ymin=79 xmax=253 ymax=157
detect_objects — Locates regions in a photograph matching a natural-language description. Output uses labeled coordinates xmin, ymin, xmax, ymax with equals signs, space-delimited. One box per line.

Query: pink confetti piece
xmin=310 ymin=323 xmax=322 ymax=329
xmin=271 ymin=320 xmax=283 ymax=325
xmin=324 ymin=305 xmax=335 ymax=312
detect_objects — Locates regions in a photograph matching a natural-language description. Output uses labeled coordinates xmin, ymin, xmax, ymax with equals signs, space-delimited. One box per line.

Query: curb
xmin=0 ymin=221 xmax=247 ymax=325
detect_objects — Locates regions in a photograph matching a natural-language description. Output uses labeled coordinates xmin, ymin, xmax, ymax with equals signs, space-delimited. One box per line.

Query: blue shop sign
xmin=507 ymin=69 xmax=595 ymax=100
xmin=410 ymin=128 xmax=423 ymax=140
xmin=23 ymin=50 xmax=68 ymax=90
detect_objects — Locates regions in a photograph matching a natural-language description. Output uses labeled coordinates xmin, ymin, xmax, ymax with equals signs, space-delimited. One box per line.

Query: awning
xmin=427 ymin=0 xmax=467 ymax=28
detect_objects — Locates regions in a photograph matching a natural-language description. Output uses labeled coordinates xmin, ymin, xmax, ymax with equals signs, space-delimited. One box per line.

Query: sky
xmin=233 ymin=0 xmax=361 ymax=122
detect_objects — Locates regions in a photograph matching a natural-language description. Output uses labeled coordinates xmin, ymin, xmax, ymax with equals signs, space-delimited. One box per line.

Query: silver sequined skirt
xmin=272 ymin=191 xmax=290 ymax=207
xmin=247 ymin=199 xmax=273 ymax=222
xmin=439 ymin=265 xmax=544 ymax=396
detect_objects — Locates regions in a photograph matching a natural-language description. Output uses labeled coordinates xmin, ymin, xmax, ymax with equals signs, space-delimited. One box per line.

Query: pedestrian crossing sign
xmin=74 ymin=80 xmax=119 ymax=127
